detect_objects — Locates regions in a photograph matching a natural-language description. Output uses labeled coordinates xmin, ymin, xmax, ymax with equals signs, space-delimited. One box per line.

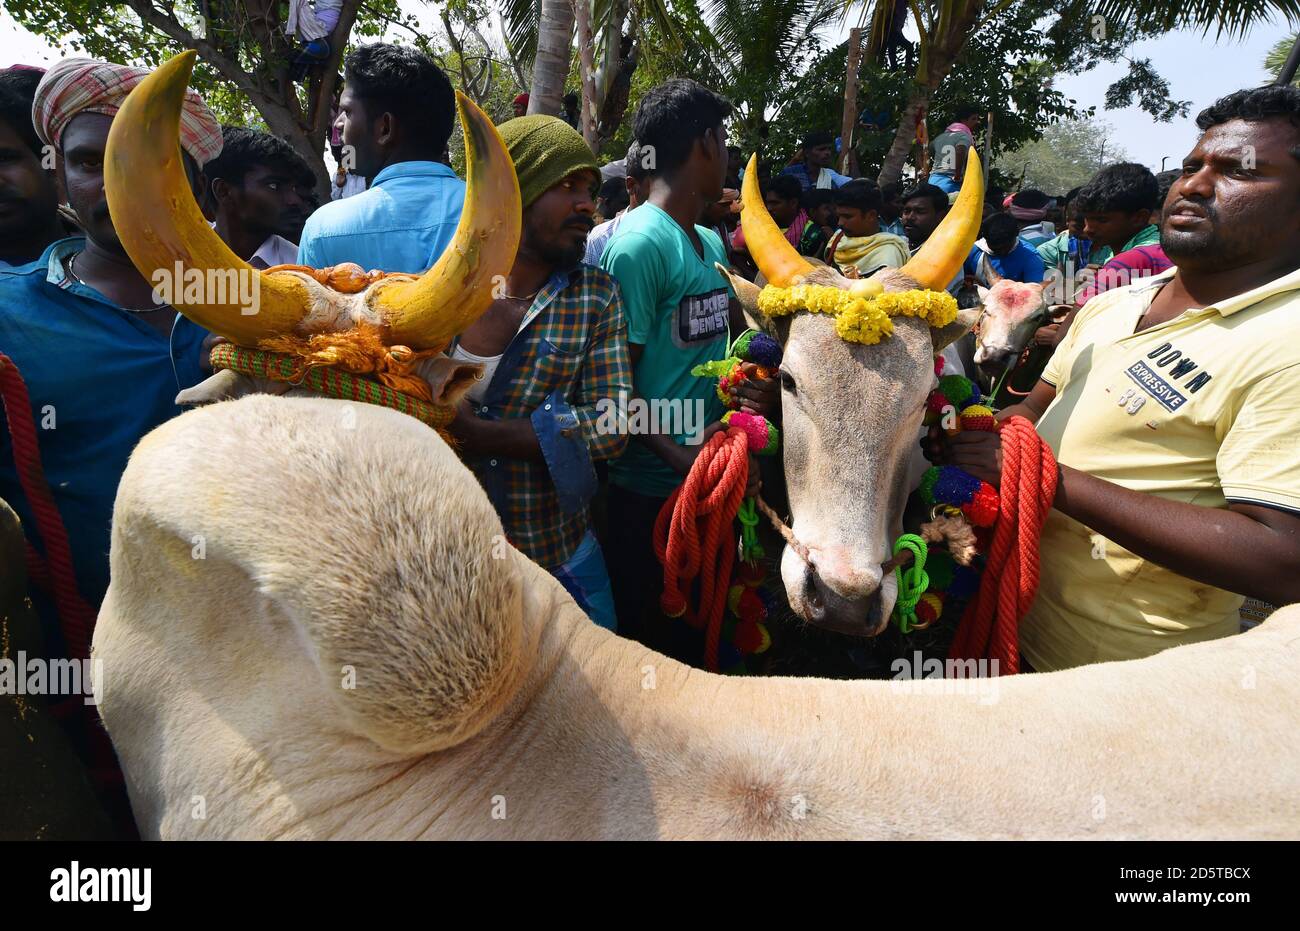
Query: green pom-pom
xmin=938 ymin=374 xmax=973 ymax=409
xmin=731 ymin=330 xmax=756 ymax=360
xmin=926 ymin=548 xmax=955 ymax=592
xmin=918 ymin=467 xmax=940 ymax=506
xmin=692 ymin=358 xmax=739 ymax=379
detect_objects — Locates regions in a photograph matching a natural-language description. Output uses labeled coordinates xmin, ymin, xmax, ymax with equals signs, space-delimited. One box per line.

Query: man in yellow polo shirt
xmin=938 ymin=84 xmax=1300 ymax=671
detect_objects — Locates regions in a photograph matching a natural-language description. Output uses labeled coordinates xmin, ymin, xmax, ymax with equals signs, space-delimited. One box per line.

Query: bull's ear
xmin=715 ymin=262 xmax=778 ymax=339
xmin=931 ymin=307 xmax=980 ymax=352
xmin=175 ymin=369 xmax=291 ymax=406
xmin=417 ymin=355 xmax=486 ymax=407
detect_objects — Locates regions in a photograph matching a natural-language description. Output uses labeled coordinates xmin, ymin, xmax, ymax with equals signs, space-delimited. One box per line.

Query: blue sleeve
xmin=530 ymin=389 xmax=597 ymax=516
xmin=1020 ymin=246 xmax=1046 ymax=283
xmin=964 ymin=246 xmax=980 ymax=277
xmin=296 ymin=216 xmax=324 ymax=269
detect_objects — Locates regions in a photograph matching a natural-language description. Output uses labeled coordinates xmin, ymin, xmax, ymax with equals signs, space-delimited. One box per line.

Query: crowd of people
xmin=2 ymin=41 xmax=1299 ymax=697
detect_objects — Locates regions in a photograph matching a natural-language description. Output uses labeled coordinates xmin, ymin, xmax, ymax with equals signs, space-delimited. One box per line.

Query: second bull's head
xmin=104 ymin=51 xmax=520 ymax=404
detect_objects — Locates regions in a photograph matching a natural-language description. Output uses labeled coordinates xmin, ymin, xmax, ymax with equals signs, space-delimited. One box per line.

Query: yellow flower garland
xmin=756 ymin=284 xmax=958 ymax=345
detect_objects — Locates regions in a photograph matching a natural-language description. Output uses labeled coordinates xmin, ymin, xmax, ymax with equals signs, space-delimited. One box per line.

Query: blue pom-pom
xmin=967 ymin=381 xmax=982 ymax=406
xmin=949 ymin=564 xmax=980 ymax=600
xmin=746 ymin=332 xmax=783 ymax=367
xmin=933 ymin=465 xmax=981 ymax=506
xmin=757 ymin=588 xmax=777 ymax=612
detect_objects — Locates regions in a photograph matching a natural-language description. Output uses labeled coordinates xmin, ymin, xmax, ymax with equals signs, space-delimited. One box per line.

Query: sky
xmin=2 ymin=6 xmax=1294 ymax=174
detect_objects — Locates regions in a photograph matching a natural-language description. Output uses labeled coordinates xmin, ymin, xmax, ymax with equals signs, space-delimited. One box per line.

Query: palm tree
xmin=1265 ymin=32 xmax=1300 ymax=84
xmin=854 ymin=0 xmax=1300 ymax=185
xmin=699 ymin=0 xmax=843 ymax=147
xmin=503 ymin=0 xmax=679 ymax=145
xmin=528 ymin=0 xmax=577 ymax=117
xmin=854 ymin=0 xmax=1015 ymax=185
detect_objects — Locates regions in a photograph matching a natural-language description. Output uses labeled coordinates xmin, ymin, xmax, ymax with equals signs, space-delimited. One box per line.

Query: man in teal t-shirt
xmin=597 ymin=79 xmax=752 ymax=647
xmin=601 ymin=203 xmax=730 ymax=497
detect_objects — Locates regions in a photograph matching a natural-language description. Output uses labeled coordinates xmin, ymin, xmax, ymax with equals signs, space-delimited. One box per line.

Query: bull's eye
xmin=779 ymin=369 xmax=797 ymax=395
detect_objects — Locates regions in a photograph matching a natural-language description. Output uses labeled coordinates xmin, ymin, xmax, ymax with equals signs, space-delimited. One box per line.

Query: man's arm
xmin=948 ymin=377 xmax=1300 ymax=606
xmin=995 ymin=378 xmax=1055 ymax=424
xmin=571 ymin=284 xmax=633 ymax=461
xmin=1053 ymin=473 xmax=1300 ymax=606
xmin=450 ymin=411 xmax=543 ymax=461
xmin=625 ymin=343 xmax=721 ymax=474
xmin=952 ymin=143 xmax=969 ymax=181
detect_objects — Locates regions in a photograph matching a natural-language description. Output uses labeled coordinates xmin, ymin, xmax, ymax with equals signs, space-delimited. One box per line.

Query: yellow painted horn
xmin=739 ymin=153 xmax=814 ymax=287
xmin=370 ymin=91 xmax=522 ymax=349
xmin=898 ymin=149 xmax=984 ymax=290
xmin=104 ymin=51 xmax=310 ymax=344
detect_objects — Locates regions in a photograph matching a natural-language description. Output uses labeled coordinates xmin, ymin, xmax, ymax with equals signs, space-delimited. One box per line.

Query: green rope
xmin=737 ymin=497 xmax=764 ymax=562
xmin=891 ymin=533 xmax=929 ymax=634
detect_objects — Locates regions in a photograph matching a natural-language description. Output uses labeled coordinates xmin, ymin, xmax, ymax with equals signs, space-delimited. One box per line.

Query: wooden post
xmin=839 ymin=28 xmax=863 ymax=177
xmin=982 ymin=110 xmax=993 ymax=190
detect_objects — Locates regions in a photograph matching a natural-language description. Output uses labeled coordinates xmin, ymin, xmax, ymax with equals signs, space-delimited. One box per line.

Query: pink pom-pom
xmin=728 ymin=411 xmax=771 ymax=453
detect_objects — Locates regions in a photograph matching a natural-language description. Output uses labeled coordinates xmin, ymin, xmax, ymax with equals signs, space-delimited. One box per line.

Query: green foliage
xmin=995 ymin=118 xmax=1130 ymax=193
xmin=1266 ymin=32 xmax=1300 ymax=84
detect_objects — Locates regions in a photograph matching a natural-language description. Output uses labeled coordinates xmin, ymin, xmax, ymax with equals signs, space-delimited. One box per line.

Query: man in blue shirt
xmin=0 ymin=69 xmax=65 ymax=268
xmin=2 ymin=58 xmax=216 ymax=662
xmin=781 ymin=130 xmax=851 ymax=191
xmin=963 ymin=212 xmax=1046 ymax=286
xmin=297 ymin=43 xmax=465 ymax=273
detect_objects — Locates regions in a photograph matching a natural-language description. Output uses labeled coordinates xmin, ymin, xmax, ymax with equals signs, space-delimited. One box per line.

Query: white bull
xmin=92 ymin=395 xmax=1300 ymax=839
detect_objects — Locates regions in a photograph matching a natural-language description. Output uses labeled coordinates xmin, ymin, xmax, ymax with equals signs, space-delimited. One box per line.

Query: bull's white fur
xmin=93 ymin=396 xmax=1300 ymax=840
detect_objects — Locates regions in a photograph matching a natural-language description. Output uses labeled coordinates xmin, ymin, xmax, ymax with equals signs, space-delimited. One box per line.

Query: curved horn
xmin=982 ymin=255 xmax=1003 ymax=285
xmin=371 ymin=91 xmax=522 ymax=350
xmin=740 ymin=153 xmax=814 ymax=287
xmin=899 ymin=149 xmax=985 ymax=290
xmin=104 ymin=51 xmax=309 ymax=344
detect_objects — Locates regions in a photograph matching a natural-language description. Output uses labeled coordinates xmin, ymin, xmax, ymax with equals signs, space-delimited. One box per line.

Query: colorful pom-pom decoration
xmin=895 ymin=373 xmax=1006 ymax=634
xmin=926 ymin=548 xmax=955 ymax=591
xmin=736 ymin=588 xmax=766 ymax=624
xmin=959 ymin=403 xmax=996 ymax=433
xmin=938 ymin=374 xmax=974 ymax=409
xmin=962 ymin=482 xmax=1000 ymax=527
xmin=914 ymin=592 xmax=944 ymax=628
xmin=723 ymin=410 xmax=780 ymax=455
xmin=918 ymin=467 xmax=941 ymax=506
xmin=933 ymin=465 xmax=981 ymax=506
xmin=736 ymin=330 xmax=783 ymax=367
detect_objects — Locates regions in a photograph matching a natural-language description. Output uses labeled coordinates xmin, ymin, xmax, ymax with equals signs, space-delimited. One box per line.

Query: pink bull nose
xmin=810 ymin=545 xmax=883 ymax=597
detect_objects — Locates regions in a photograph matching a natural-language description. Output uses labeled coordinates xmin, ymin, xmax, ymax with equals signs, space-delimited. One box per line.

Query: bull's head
xmin=104 ymin=51 xmax=520 ymax=405
xmin=969 ymin=262 xmax=1052 ymax=380
xmin=719 ymin=155 xmax=983 ymax=636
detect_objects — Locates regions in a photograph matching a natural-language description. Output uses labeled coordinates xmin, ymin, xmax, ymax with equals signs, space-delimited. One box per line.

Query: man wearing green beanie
xmin=446 ymin=114 xmax=631 ymax=633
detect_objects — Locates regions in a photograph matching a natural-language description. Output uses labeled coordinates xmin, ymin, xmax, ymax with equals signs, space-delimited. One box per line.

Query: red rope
xmin=653 ymin=428 xmax=750 ymax=671
xmin=0 ymin=353 xmax=97 ymax=660
xmin=948 ymin=416 xmax=1057 ymax=675
xmin=0 ymin=353 xmax=126 ymax=817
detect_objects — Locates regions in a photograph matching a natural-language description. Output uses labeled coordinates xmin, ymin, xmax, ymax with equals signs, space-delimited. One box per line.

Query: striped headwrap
xmin=32 ymin=57 xmax=223 ymax=166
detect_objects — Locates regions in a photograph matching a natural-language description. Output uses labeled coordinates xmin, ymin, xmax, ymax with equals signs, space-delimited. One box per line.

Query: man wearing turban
xmin=0 ymin=57 xmax=222 ymax=666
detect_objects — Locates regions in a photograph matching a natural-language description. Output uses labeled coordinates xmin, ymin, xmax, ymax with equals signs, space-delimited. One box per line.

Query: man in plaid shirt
xmin=447 ymin=115 xmax=631 ymax=630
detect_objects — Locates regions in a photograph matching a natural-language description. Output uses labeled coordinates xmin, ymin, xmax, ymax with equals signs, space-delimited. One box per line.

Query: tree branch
xmin=125 ymin=1 xmax=264 ymax=97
